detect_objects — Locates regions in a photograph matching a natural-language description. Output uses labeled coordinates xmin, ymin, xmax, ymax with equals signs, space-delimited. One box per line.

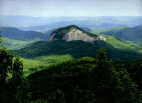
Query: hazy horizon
xmin=0 ymin=0 xmax=142 ymax=17
xmin=1 ymin=15 xmax=142 ymax=17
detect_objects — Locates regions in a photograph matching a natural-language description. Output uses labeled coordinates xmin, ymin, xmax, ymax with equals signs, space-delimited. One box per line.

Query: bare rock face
xmin=62 ymin=27 xmax=96 ymax=42
xmin=49 ymin=25 xmax=106 ymax=42
xmin=97 ymin=35 xmax=106 ymax=41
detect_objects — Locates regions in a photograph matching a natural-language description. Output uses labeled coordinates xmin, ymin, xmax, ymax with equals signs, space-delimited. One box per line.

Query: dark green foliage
xmin=15 ymin=40 xmax=142 ymax=60
xmin=91 ymin=49 xmax=138 ymax=103
xmin=27 ymin=57 xmax=96 ymax=103
xmin=26 ymin=50 xmax=139 ymax=103
xmin=114 ymin=60 xmax=142 ymax=91
xmin=0 ymin=49 xmax=23 ymax=103
xmin=1 ymin=47 xmax=142 ymax=103
xmin=113 ymin=60 xmax=142 ymax=103
xmin=0 ymin=49 xmax=13 ymax=82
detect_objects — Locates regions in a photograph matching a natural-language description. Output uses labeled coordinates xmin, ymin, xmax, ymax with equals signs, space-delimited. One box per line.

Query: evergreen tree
xmin=0 ymin=49 xmax=23 ymax=103
xmin=92 ymin=48 xmax=138 ymax=103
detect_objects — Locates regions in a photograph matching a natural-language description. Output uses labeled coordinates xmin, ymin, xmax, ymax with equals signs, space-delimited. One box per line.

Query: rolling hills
xmin=22 ymin=55 xmax=73 ymax=76
xmin=15 ymin=25 xmax=142 ymax=61
xmin=0 ymin=37 xmax=33 ymax=50
xmin=1 ymin=25 xmax=142 ymax=76
xmin=102 ymin=26 xmax=142 ymax=45
xmin=0 ymin=27 xmax=49 ymax=41
xmin=19 ymin=16 xmax=142 ymax=31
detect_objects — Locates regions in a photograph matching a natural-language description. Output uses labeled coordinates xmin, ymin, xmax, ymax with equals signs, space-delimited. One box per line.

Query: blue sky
xmin=0 ymin=0 xmax=142 ymax=17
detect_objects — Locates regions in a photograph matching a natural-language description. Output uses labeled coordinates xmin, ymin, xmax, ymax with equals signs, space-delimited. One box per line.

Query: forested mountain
xmin=1 ymin=48 xmax=142 ymax=103
xmin=103 ymin=26 xmax=142 ymax=45
xmin=25 ymin=50 xmax=142 ymax=103
xmin=16 ymin=40 xmax=142 ymax=60
xmin=15 ymin=25 xmax=142 ymax=60
xmin=0 ymin=27 xmax=48 ymax=41
xmin=1 ymin=16 xmax=142 ymax=103
xmin=0 ymin=37 xmax=34 ymax=50
xmin=49 ymin=25 xmax=105 ymax=42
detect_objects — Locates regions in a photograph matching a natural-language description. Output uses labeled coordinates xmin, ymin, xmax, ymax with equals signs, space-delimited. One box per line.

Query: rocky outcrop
xmin=49 ymin=25 xmax=106 ymax=42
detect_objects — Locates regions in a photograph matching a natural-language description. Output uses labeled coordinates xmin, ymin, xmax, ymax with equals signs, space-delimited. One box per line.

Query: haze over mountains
xmin=102 ymin=26 xmax=142 ymax=44
xmin=1 ymin=16 xmax=142 ymax=103
xmin=0 ymin=27 xmax=48 ymax=41
xmin=1 ymin=0 xmax=142 ymax=102
xmin=0 ymin=16 xmax=142 ymax=59
xmin=0 ymin=16 xmax=142 ymax=31
xmin=13 ymin=25 xmax=141 ymax=60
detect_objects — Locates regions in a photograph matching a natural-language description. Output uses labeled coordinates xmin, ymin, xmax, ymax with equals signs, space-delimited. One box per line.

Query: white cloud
xmin=0 ymin=0 xmax=141 ymax=16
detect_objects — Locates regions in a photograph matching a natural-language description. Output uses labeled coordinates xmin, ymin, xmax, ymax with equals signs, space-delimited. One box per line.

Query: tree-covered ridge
xmin=1 ymin=48 xmax=142 ymax=103
xmin=26 ymin=49 xmax=142 ymax=103
xmin=15 ymin=40 xmax=142 ymax=60
xmin=102 ymin=26 xmax=142 ymax=45
xmin=12 ymin=25 xmax=142 ymax=62
xmin=0 ymin=27 xmax=49 ymax=41
xmin=0 ymin=37 xmax=33 ymax=50
xmin=22 ymin=55 xmax=73 ymax=76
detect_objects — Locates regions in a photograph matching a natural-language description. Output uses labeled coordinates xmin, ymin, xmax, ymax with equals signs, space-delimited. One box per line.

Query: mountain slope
xmin=15 ymin=25 xmax=142 ymax=60
xmin=0 ymin=27 xmax=48 ymax=41
xmin=49 ymin=25 xmax=106 ymax=42
xmin=22 ymin=55 xmax=73 ymax=76
xmin=0 ymin=37 xmax=36 ymax=50
xmin=15 ymin=40 xmax=142 ymax=60
xmin=102 ymin=26 xmax=142 ymax=45
xmin=95 ymin=34 xmax=141 ymax=50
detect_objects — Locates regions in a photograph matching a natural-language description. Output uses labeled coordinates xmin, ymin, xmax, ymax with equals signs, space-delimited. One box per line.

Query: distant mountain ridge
xmin=22 ymin=21 xmax=124 ymax=31
xmin=18 ymin=16 xmax=142 ymax=31
xmin=0 ymin=27 xmax=49 ymax=41
xmin=102 ymin=26 xmax=142 ymax=45
xmin=15 ymin=25 xmax=142 ymax=60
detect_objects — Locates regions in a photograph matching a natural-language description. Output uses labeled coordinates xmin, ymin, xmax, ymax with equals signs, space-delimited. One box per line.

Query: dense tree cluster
xmin=0 ymin=49 xmax=23 ymax=103
xmin=0 ymin=48 xmax=142 ymax=103
xmin=16 ymin=40 xmax=142 ymax=60
xmin=25 ymin=49 xmax=142 ymax=103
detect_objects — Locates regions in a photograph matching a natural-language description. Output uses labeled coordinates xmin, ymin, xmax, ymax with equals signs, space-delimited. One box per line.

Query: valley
xmin=0 ymin=16 xmax=142 ymax=103
xmin=1 ymin=23 xmax=142 ymax=76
